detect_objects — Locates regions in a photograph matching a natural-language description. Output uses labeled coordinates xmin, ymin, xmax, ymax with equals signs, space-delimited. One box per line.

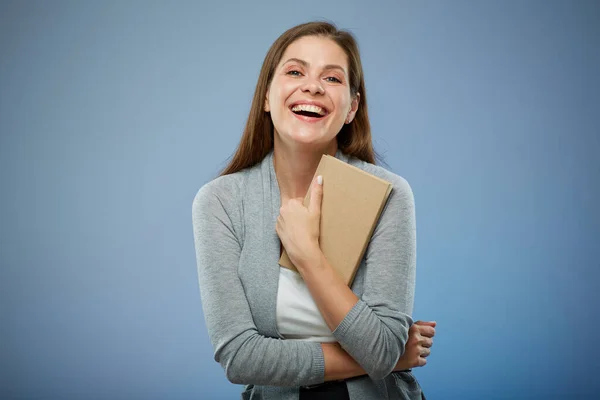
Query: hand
xmin=276 ymin=175 xmax=323 ymax=269
xmin=394 ymin=320 xmax=436 ymax=371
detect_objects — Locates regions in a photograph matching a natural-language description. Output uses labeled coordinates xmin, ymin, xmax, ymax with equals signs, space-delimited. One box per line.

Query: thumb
xmin=308 ymin=175 xmax=323 ymax=214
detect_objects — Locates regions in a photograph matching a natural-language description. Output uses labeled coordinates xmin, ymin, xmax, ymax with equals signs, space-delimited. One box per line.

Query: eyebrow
xmin=282 ymin=58 xmax=347 ymax=75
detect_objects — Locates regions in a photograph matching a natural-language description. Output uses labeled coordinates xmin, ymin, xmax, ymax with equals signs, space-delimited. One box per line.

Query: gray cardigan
xmin=192 ymin=149 xmax=424 ymax=399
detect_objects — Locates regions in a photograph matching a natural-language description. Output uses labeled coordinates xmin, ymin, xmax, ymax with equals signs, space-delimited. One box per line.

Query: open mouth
xmin=289 ymin=103 xmax=329 ymax=119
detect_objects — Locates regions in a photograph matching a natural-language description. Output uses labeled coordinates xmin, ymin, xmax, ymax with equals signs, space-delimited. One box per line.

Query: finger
xmin=414 ymin=321 xmax=437 ymax=327
xmin=417 ymin=357 xmax=427 ymax=367
xmin=308 ymin=175 xmax=323 ymax=214
xmin=421 ymin=337 xmax=433 ymax=348
xmin=420 ymin=348 xmax=431 ymax=358
xmin=417 ymin=326 xmax=436 ymax=338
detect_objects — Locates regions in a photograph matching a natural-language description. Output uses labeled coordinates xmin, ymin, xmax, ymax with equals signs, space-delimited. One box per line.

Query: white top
xmin=275 ymin=267 xmax=336 ymax=342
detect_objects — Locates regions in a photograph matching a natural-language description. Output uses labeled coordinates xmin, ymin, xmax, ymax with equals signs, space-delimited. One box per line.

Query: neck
xmin=273 ymin=136 xmax=338 ymax=200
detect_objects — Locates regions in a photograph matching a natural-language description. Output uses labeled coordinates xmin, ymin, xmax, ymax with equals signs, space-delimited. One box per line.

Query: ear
xmin=264 ymin=92 xmax=270 ymax=113
xmin=346 ymin=92 xmax=360 ymax=124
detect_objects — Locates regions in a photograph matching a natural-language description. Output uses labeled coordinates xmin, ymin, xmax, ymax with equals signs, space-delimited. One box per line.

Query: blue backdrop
xmin=1 ymin=1 xmax=598 ymax=399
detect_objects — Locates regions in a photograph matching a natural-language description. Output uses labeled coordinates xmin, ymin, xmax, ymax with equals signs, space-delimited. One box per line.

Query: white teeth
xmin=291 ymin=104 xmax=326 ymax=116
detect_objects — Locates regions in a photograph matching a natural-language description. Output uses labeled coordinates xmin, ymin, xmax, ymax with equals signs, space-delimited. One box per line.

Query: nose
xmin=301 ymin=77 xmax=324 ymax=96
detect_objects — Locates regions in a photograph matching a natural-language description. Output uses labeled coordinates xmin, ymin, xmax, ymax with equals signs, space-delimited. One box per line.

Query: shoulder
xmin=345 ymin=156 xmax=416 ymax=254
xmin=192 ymin=164 xmax=257 ymax=216
xmin=346 ymin=156 xmax=415 ymax=206
xmin=193 ymin=174 xmax=241 ymax=207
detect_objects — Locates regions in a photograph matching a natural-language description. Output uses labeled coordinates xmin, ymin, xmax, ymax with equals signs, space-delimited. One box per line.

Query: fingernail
xmin=317 ymin=175 xmax=323 ymax=185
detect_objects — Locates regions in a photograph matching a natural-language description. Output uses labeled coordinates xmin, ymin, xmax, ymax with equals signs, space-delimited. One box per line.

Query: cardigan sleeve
xmin=331 ymin=174 xmax=416 ymax=380
xmin=192 ymin=180 xmax=325 ymax=387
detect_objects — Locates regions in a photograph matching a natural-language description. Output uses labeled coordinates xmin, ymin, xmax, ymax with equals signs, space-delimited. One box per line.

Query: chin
xmin=286 ymin=127 xmax=328 ymax=143
xmin=288 ymin=135 xmax=328 ymax=148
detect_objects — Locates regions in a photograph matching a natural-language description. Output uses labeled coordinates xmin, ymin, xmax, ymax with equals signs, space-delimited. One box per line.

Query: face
xmin=265 ymin=36 xmax=360 ymax=148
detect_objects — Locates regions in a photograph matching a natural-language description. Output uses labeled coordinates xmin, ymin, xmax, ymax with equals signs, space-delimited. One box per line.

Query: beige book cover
xmin=278 ymin=154 xmax=393 ymax=286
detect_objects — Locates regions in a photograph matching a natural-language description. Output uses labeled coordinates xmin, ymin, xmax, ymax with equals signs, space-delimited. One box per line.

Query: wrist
xmin=295 ymin=244 xmax=323 ymax=271
xmin=394 ymin=355 xmax=411 ymax=372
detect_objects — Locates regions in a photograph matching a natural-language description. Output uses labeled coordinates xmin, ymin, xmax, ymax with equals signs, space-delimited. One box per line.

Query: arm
xmin=331 ymin=175 xmax=416 ymax=379
xmin=323 ymin=320 xmax=436 ymax=381
xmin=192 ymin=183 xmax=325 ymax=387
xmin=322 ymin=343 xmax=407 ymax=381
xmin=290 ymin=176 xmax=417 ymax=380
xmin=322 ymin=342 xmax=365 ymax=381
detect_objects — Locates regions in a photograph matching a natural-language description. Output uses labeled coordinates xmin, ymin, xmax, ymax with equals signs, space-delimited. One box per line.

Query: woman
xmin=192 ymin=21 xmax=436 ymax=400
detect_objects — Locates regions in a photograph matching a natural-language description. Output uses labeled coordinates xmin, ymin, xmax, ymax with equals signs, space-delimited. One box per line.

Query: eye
xmin=286 ymin=70 xmax=302 ymax=77
xmin=325 ymin=76 xmax=342 ymax=83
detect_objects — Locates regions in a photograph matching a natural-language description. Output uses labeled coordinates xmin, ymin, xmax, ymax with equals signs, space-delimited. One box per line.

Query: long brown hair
xmin=220 ymin=21 xmax=382 ymax=176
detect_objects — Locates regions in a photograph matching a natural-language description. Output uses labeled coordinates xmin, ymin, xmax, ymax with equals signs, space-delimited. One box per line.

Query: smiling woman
xmin=265 ymin=36 xmax=359 ymax=152
xmin=192 ymin=21 xmax=436 ymax=400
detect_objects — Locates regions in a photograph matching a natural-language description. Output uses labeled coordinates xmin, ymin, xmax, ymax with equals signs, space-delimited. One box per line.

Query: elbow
xmin=365 ymin=359 xmax=397 ymax=381
xmin=368 ymin=370 xmax=391 ymax=381
xmin=225 ymin=366 xmax=246 ymax=385
xmin=365 ymin=336 xmax=407 ymax=381
xmin=220 ymin=343 xmax=264 ymax=385
xmin=216 ymin=349 xmax=252 ymax=385
xmin=223 ymin=357 xmax=253 ymax=385
xmin=214 ymin=331 xmax=258 ymax=385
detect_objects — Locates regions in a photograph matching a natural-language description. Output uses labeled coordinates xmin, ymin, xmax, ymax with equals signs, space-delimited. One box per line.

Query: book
xmin=278 ymin=154 xmax=393 ymax=286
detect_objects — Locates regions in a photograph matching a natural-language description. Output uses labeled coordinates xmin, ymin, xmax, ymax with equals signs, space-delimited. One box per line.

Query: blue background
xmin=1 ymin=1 xmax=598 ymax=399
